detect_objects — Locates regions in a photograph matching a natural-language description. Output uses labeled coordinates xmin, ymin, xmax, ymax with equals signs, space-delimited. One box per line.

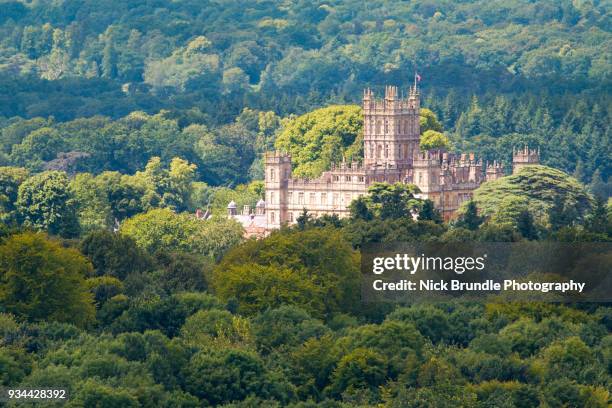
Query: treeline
xmin=1 ymin=96 xmax=610 ymax=194
xmin=0 ymin=0 xmax=610 ymax=124
xmin=0 ymin=108 xmax=280 ymax=186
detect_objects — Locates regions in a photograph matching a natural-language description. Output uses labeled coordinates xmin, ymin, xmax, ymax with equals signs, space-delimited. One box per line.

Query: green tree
xmin=516 ymin=209 xmax=538 ymax=240
xmin=212 ymin=263 xmax=323 ymax=316
xmin=419 ymin=108 xmax=443 ymax=133
xmin=329 ymin=348 xmax=388 ymax=397
xmin=0 ymin=167 xmax=28 ymax=223
xmin=584 ymin=197 xmax=610 ymax=236
xmin=121 ymin=208 xmax=243 ymax=259
xmin=70 ymin=173 xmax=113 ymax=232
xmin=472 ymin=165 xmax=592 ymax=226
xmin=16 ymin=171 xmax=80 ymax=237
xmin=349 ymin=196 xmax=373 ymax=221
xmin=215 ymin=228 xmax=360 ymax=316
xmin=274 ymin=105 xmax=363 ymax=178
xmin=0 ymin=232 xmax=95 ymax=326
xmin=457 ymin=201 xmax=482 ymax=230
xmin=418 ymin=199 xmax=442 ymax=223
xmin=80 ymin=230 xmax=152 ymax=279
xmin=366 ymin=182 xmax=421 ymax=220
xmin=184 ymin=349 xmax=267 ymax=405
xmin=420 ymin=130 xmax=450 ymax=151
xmin=10 ymin=127 xmax=65 ymax=169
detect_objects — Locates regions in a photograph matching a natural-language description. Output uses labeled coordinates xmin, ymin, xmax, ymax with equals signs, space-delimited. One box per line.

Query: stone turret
xmin=227 ymin=201 xmax=237 ymax=217
xmin=513 ymin=146 xmax=540 ymax=174
xmin=255 ymin=199 xmax=265 ymax=215
xmin=486 ymin=161 xmax=505 ymax=181
xmin=264 ymin=151 xmax=292 ymax=229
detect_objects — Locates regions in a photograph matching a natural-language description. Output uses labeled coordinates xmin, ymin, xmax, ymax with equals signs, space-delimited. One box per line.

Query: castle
xmin=226 ymin=85 xmax=539 ymax=235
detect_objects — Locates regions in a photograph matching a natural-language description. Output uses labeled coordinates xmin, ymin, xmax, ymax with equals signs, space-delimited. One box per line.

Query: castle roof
xmin=227 ymin=200 xmax=237 ymax=209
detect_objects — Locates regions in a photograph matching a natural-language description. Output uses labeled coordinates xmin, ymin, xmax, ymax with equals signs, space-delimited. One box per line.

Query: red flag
xmin=416 ymin=73 xmax=422 ymax=82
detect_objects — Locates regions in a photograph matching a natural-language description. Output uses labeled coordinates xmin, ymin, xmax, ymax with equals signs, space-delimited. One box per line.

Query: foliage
xmin=0 ymin=166 xmax=28 ymax=224
xmin=420 ymin=130 xmax=450 ymax=151
xmin=16 ymin=171 xmax=80 ymax=237
xmin=352 ymin=183 xmax=421 ymax=220
xmin=470 ymin=165 xmax=593 ymax=227
xmin=0 ymin=232 xmax=94 ymax=326
xmin=80 ymin=230 xmax=152 ymax=280
xmin=121 ymin=208 xmax=243 ymax=260
xmin=274 ymin=105 xmax=363 ymax=178
xmin=214 ymin=228 xmax=360 ymax=317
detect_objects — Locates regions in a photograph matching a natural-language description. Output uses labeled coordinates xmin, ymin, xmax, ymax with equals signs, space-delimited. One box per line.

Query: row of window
xmin=366 ymin=118 xmax=417 ymax=135
xmin=333 ymin=175 xmax=365 ymax=183
xmin=268 ymin=191 xmax=362 ymax=206
xmin=366 ymin=143 xmax=413 ymax=159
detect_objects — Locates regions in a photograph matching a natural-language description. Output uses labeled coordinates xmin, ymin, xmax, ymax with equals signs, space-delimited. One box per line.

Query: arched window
xmin=384 ymin=144 xmax=389 ymax=158
xmin=377 ymin=145 xmax=382 ymax=159
xmin=270 ymin=168 xmax=275 ymax=181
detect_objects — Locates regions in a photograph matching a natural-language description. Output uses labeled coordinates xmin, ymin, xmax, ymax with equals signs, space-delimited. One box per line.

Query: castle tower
xmin=512 ymin=146 xmax=540 ymax=174
xmin=227 ymin=201 xmax=237 ymax=218
xmin=362 ymin=85 xmax=420 ymax=170
xmin=264 ymin=151 xmax=292 ymax=229
xmin=255 ymin=199 xmax=265 ymax=216
xmin=412 ymin=149 xmax=442 ymax=195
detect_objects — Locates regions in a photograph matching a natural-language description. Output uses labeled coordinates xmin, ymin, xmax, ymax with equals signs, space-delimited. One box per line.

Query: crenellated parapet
xmin=512 ymin=145 xmax=540 ymax=174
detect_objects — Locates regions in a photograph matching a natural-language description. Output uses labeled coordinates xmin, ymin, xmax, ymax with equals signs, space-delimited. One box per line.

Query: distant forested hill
xmin=0 ymin=0 xmax=609 ymax=115
xmin=0 ymin=0 xmax=610 ymax=186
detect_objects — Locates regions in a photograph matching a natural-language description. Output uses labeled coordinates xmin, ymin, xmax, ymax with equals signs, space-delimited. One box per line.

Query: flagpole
xmin=414 ymin=72 xmax=417 ymax=90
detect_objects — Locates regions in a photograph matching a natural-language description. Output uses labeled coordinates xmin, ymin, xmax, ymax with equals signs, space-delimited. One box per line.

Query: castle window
xmin=385 ymin=145 xmax=389 ymax=158
xmin=418 ymin=173 xmax=423 ymax=184
xmin=270 ymin=192 xmax=275 ymax=202
xmin=321 ymin=193 xmax=327 ymax=204
xmin=399 ymin=145 xmax=403 ymax=158
xmin=270 ymin=168 xmax=275 ymax=181
xmin=284 ymin=170 xmax=289 ymax=179
xmin=288 ymin=192 xmax=293 ymax=203
xmin=309 ymin=193 xmax=316 ymax=205
xmin=333 ymin=193 xmax=339 ymax=205
xmin=289 ymin=212 xmax=294 ymax=222
xmin=376 ymin=121 xmax=381 ymax=134
xmin=377 ymin=145 xmax=382 ymax=159
xmin=270 ymin=211 xmax=275 ymax=222
xmin=334 ymin=175 xmax=340 ymax=182
xmin=384 ymin=120 xmax=388 ymax=134
xmin=298 ymin=192 xmax=304 ymax=204
xmin=359 ymin=176 xmax=365 ymax=182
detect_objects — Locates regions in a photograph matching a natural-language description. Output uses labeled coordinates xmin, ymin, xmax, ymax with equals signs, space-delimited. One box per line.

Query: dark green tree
xmin=516 ymin=209 xmax=538 ymax=240
xmin=16 ymin=171 xmax=80 ymax=237
xmin=457 ymin=201 xmax=482 ymax=231
xmin=0 ymin=232 xmax=95 ymax=326
xmin=418 ymin=199 xmax=442 ymax=224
